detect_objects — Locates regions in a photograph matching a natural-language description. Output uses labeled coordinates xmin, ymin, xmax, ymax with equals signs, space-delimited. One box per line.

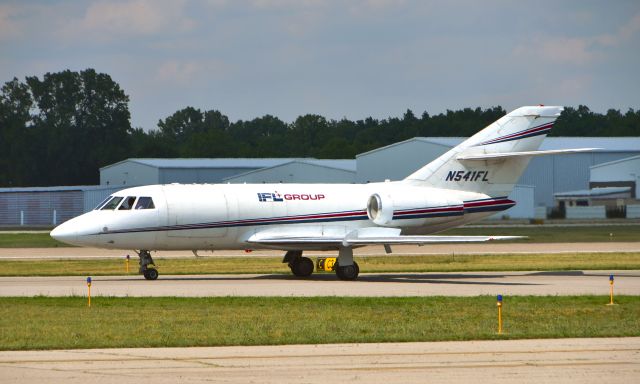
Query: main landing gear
xmin=137 ymin=250 xmax=158 ymax=280
xmin=283 ymin=250 xmax=314 ymax=277
xmin=335 ymin=246 xmax=359 ymax=281
xmin=282 ymin=248 xmax=360 ymax=281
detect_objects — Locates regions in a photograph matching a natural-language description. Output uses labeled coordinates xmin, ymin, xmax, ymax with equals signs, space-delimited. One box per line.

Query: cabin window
xmin=118 ymin=196 xmax=137 ymax=210
xmin=135 ymin=196 xmax=155 ymax=210
xmin=101 ymin=196 xmax=123 ymax=210
xmin=94 ymin=196 xmax=113 ymax=210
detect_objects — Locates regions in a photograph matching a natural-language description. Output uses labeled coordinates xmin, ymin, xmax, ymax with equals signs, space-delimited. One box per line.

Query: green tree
xmin=1 ymin=69 xmax=132 ymax=186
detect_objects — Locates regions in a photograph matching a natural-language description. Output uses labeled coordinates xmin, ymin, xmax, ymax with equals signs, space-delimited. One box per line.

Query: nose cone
xmin=50 ymin=221 xmax=79 ymax=246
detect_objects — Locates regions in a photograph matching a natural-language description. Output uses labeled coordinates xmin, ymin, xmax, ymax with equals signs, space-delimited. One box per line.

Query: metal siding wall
xmin=553 ymin=153 xmax=592 ymax=202
xmin=101 ymin=162 xmax=158 ymax=186
xmin=227 ymin=164 xmax=355 ymax=184
xmin=357 ymin=142 xmax=450 ymax=183
xmin=519 ymin=152 xmax=640 ymax=207
xmin=566 ymin=206 xmax=606 ymax=219
xmin=519 ymin=157 xmax=554 ymax=207
xmin=490 ymin=185 xmax=534 ymax=219
xmin=627 ymin=205 xmax=640 ymax=219
xmin=159 ymin=168 xmax=259 ymax=184
xmin=0 ymin=191 xmax=83 ymax=226
xmin=590 ymin=157 xmax=640 ymax=182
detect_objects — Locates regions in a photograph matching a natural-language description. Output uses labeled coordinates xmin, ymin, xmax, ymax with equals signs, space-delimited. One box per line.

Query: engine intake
xmin=366 ymin=189 xmax=463 ymax=227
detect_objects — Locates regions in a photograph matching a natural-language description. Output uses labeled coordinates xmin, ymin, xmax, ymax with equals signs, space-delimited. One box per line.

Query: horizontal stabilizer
xmin=457 ymin=148 xmax=599 ymax=161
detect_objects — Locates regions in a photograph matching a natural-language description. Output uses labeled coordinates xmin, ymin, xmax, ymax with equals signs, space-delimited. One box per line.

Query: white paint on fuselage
xmin=51 ymin=182 xmax=495 ymax=251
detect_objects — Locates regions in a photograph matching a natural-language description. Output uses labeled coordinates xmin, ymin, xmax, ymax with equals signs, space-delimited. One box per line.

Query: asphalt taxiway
xmin=1 ymin=338 xmax=638 ymax=384
xmin=1 ymin=242 xmax=639 ymax=259
xmin=1 ymin=270 xmax=638 ymax=297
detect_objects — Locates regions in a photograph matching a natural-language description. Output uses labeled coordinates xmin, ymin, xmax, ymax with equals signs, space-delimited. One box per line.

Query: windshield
xmin=94 ymin=196 xmax=113 ymax=210
xmin=101 ymin=196 xmax=123 ymax=210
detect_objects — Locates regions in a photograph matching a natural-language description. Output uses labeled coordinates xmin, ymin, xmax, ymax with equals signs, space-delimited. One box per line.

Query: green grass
xmin=0 ymin=233 xmax=68 ymax=248
xmin=0 ymin=224 xmax=639 ymax=248
xmin=1 ymin=252 xmax=639 ymax=277
xmin=443 ymin=225 xmax=640 ymax=242
xmin=0 ymin=296 xmax=638 ymax=350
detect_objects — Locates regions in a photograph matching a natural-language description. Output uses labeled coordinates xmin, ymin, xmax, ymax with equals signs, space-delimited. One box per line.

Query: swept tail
xmin=404 ymin=106 xmax=564 ymax=197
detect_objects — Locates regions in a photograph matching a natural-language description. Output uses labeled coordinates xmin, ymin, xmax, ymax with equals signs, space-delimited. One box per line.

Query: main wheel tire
xmin=143 ymin=268 xmax=159 ymax=280
xmin=336 ymin=261 xmax=359 ymax=281
xmin=291 ymin=257 xmax=314 ymax=277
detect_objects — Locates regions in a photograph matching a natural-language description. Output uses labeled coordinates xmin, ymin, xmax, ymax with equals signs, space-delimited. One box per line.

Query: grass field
xmin=1 ymin=252 xmax=639 ymax=276
xmin=0 ymin=233 xmax=68 ymax=248
xmin=0 ymin=224 xmax=639 ymax=248
xmin=0 ymin=296 xmax=637 ymax=350
xmin=444 ymin=225 xmax=640 ymax=242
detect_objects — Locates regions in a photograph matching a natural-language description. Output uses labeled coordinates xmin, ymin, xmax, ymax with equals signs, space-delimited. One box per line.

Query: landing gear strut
xmin=283 ymin=250 xmax=314 ymax=277
xmin=137 ymin=250 xmax=158 ymax=280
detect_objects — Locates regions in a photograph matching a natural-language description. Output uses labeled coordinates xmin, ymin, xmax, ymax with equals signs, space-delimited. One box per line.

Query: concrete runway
xmin=1 ymin=338 xmax=638 ymax=384
xmin=1 ymin=242 xmax=639 ymax=259
xmin=1 ymin=270 xmax=639 ymax=297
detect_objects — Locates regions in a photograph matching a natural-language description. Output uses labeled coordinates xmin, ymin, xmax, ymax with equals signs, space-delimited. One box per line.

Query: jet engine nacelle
xmin=366 ymin=190 xmax=463 ymax=227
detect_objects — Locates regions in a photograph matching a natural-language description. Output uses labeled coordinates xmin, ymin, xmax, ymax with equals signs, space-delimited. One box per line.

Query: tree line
xmin=1 ymin=68 xmax=639 ymax=187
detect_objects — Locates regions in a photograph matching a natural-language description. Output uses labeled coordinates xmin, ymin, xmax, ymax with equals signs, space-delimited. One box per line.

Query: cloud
xmin=596 ymin=12 xmax=640 ymax=46
xmin=514 ymin=37 xmax=596 ymax=65
xmin=0 ymin=3 xmax=24 ymax=41
xmin=514 ymin=11 xmax=640 ymax=66
xmin=154 ymin=59 xmax=227 ymax=85
xmin=58 ymin=0 xmax=195 ymax=42
xmin=249 ymin=0 xmax=324 ymax=9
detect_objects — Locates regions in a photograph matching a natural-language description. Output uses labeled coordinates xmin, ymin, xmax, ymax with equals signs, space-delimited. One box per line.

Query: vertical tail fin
xmin=404 ymin=106 xmax=563 ymax=197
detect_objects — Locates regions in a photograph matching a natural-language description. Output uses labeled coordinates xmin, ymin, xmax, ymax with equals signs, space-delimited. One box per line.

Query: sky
xmin=1 ymin=0 xmax=639 ymax=130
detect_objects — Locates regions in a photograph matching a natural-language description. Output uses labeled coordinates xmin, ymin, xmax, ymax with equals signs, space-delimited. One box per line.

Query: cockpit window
xmin=118 ymin=196 xmax=137 ymax=210
xmin=135 ymin=196 xmax=155 ymax=209
xmin=94 ymin=196 xmax=113 ymax=210
xmin=101 ymin=196 xmax=123 ymax=210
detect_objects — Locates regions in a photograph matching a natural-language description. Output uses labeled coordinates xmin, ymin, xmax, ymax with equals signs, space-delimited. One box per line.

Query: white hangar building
xmin=589 ymin=155 xmax=640 ymax=197
xmin=223 ymin=159 xmax=356 ymax=184
xmin=356 ymin=137 xmax=640 ymax=210
xmin=100 ymin=158 xmax=356 ymax=186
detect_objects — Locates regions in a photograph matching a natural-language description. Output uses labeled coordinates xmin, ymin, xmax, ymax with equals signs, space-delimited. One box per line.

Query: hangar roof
xmin=0 ymin=185 xmax=120 ymax=193
xmin=222 ymin=159 xmax=356 ymax=182
xmin=590 ymin=154 xmax=640 ymax=170
xmin=554 ymin=186 xmax=631 ymax=198
xmin=101 ymin=158 xmax=355 ymax=171
xmin=357 ymin=137 xmax=640 ymax=157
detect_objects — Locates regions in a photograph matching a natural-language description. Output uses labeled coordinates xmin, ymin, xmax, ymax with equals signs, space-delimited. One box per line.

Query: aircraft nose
xmin=50 ymin=222 xmax=78 ymax=245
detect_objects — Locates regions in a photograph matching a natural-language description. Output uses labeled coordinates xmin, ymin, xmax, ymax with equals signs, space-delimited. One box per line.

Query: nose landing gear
xmin=137 ymin=250 xmax=158 ymax=280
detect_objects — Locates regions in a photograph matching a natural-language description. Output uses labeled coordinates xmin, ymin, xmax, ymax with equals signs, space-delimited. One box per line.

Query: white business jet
xmin=51 ymin=106 xmax=592 ymax=280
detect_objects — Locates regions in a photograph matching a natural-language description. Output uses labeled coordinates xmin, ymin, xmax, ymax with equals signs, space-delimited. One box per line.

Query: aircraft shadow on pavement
xmin=105 ymin=272 xmax=542 ymax=286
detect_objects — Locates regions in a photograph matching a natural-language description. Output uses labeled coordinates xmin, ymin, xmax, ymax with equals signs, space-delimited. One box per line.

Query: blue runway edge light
xmin=497 ymin=294 xmax=503 ymax=302
xmin=609 ymin=274 xmax=614 ymax=281
xmin=86 ymin=277 xmax=92 ymax=284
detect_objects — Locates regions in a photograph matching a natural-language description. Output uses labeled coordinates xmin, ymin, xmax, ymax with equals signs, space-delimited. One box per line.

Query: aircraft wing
xmin=246 ymin=227 xmax=523 ymax=248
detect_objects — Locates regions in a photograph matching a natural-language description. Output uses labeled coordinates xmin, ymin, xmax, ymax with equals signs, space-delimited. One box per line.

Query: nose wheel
xmin=137 ymin=250 xmax=158 ymax=280
xmin=143 ymin=268 xmax=159 ymax=280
